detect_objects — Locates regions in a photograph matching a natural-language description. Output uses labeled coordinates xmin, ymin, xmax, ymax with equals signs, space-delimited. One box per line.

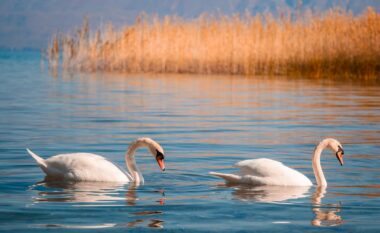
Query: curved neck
xmin=125 ymin=140 xmax=148 ymax=185
xmin=312 ymin=141 xmax=328 ymax=187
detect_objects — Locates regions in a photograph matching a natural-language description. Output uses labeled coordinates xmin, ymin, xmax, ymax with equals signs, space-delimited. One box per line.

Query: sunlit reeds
xmin=48 ymin=8 xmax=380 ymax=78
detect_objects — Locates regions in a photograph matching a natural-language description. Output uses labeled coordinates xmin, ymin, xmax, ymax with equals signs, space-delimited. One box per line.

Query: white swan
xmin=27 ymin=137 xmax=165 ymax=184
xmin=210 ymin=138 xmax=344 ymax=186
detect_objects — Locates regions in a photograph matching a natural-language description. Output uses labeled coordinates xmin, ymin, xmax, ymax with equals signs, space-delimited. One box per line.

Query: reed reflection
xmin=230 ymin=184 xmax=310 ymax=202
xmin=52 ymin=73 xmax=380 ymax=149
xmin=311 ymin=186 xmax=343 ymax=227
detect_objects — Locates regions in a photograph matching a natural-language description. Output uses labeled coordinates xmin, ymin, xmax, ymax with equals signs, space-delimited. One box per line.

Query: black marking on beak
xmin=336 ymin=145 xmax=344 ymax=166
xmin=156 ymin=150 xmax=165 ymax=171
xmin=156 ymin=150 xmax=165 ymax=160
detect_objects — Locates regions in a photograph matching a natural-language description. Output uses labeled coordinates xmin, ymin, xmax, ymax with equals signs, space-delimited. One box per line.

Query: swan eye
xmin=337 ymin=145 xmax=344 ymax=155
xmin=156 ymin=150 xmax=165 ymax=160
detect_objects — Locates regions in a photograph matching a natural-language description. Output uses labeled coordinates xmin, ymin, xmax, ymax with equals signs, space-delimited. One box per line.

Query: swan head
xmin=138 ymin=138 xmax=166 ymax=171
xmin=323 ymin=138 xmax=344 ymax=166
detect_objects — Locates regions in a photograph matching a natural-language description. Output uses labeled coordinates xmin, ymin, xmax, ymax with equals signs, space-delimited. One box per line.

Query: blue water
xmin=1 ymin=50 xmax=380 ymax=232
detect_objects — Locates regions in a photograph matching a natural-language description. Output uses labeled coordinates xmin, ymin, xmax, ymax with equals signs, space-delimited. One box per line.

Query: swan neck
xmin=125 ymin=141 xmax=144 ymax=185
xmin=312 ymin=142 xmax=327 ymax=187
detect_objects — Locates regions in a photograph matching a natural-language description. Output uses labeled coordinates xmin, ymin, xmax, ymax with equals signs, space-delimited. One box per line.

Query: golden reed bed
xmin=48 ymin=8 xmax=380 ymax=78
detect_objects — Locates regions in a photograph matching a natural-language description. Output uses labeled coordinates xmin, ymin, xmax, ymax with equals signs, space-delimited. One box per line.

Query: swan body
xmin=210 ymin=158 xmax=312 ymax=186
xmin=27 ymin=137 xmax=166 ymax=184
xmin=210 ymin=138 xmax=344 ymax=187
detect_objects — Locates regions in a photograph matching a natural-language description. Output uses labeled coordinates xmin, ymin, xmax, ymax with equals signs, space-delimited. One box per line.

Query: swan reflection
xmin=33 ymin=181 xmax=126 ymax=203
xmin=230 ymin=184 xmax=343 ymax=226
xmin=31 ymin=181 xmax=165 ymax=229
xmin=33 ymin=181 xmax=165 ymax=207
xmin=32 ymin=180 xmax=167 ymax=207
xmin=39 ymin=219 xmax=164 ymax=229
xmin=311 ymin=186 xmax=343 ymax=227
xmin=231 ymin=185 xmax=310 ymax=203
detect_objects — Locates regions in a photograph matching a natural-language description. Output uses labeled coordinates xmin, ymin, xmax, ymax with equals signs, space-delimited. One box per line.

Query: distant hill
xmin=0 ymin=0 xmax=379 ymax=49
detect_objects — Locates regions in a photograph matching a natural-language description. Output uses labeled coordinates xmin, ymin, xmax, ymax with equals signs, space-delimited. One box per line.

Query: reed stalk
xmin=47 ymin=8 xmax=380 ymax=78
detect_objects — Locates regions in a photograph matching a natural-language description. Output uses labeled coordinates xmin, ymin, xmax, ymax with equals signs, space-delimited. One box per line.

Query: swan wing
xmin=209 ymin=172 xmax=242 ymax=183
xmin=44 ymin=153 xmax=131 ymax=182
xmin=234 ymin=158 xmax=312 ymax=186
xmin=235 ymin=158 xmax=287 ymax=177
xmin=209 ymin=171 xmax=271 ymax=185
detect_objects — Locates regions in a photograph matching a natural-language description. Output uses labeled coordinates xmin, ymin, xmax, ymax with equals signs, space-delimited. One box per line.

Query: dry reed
xmin=48 ymin=8 xmax=380 ymax=78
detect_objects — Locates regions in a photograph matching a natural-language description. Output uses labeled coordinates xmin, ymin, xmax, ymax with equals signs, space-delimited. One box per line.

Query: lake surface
xmin=1 ymin=50 xmax=380 ymax=232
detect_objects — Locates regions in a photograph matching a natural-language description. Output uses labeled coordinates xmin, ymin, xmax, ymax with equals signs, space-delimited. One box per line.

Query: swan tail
xmin=26 ymin=149 xmax=47 ymax=170
xmin=209 ymin=172 xmax=241 ymax=184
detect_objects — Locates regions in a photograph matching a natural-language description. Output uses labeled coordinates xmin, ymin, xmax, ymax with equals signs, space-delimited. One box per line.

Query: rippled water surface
xmin=1 ymin=50 xmax=380 ymax=232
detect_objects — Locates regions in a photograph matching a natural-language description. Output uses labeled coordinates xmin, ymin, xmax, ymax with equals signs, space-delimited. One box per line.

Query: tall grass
xmin=48 ymin=8 xmax=380 ymax=78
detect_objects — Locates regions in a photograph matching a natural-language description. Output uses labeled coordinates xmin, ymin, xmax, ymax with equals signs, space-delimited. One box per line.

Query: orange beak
xmin=156 ymin=158 xmax=165 ymax=171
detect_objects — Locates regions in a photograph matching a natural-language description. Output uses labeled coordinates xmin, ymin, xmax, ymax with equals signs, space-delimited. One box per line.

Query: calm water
xmin=1 ymin=50 xmax=380 ymax=232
